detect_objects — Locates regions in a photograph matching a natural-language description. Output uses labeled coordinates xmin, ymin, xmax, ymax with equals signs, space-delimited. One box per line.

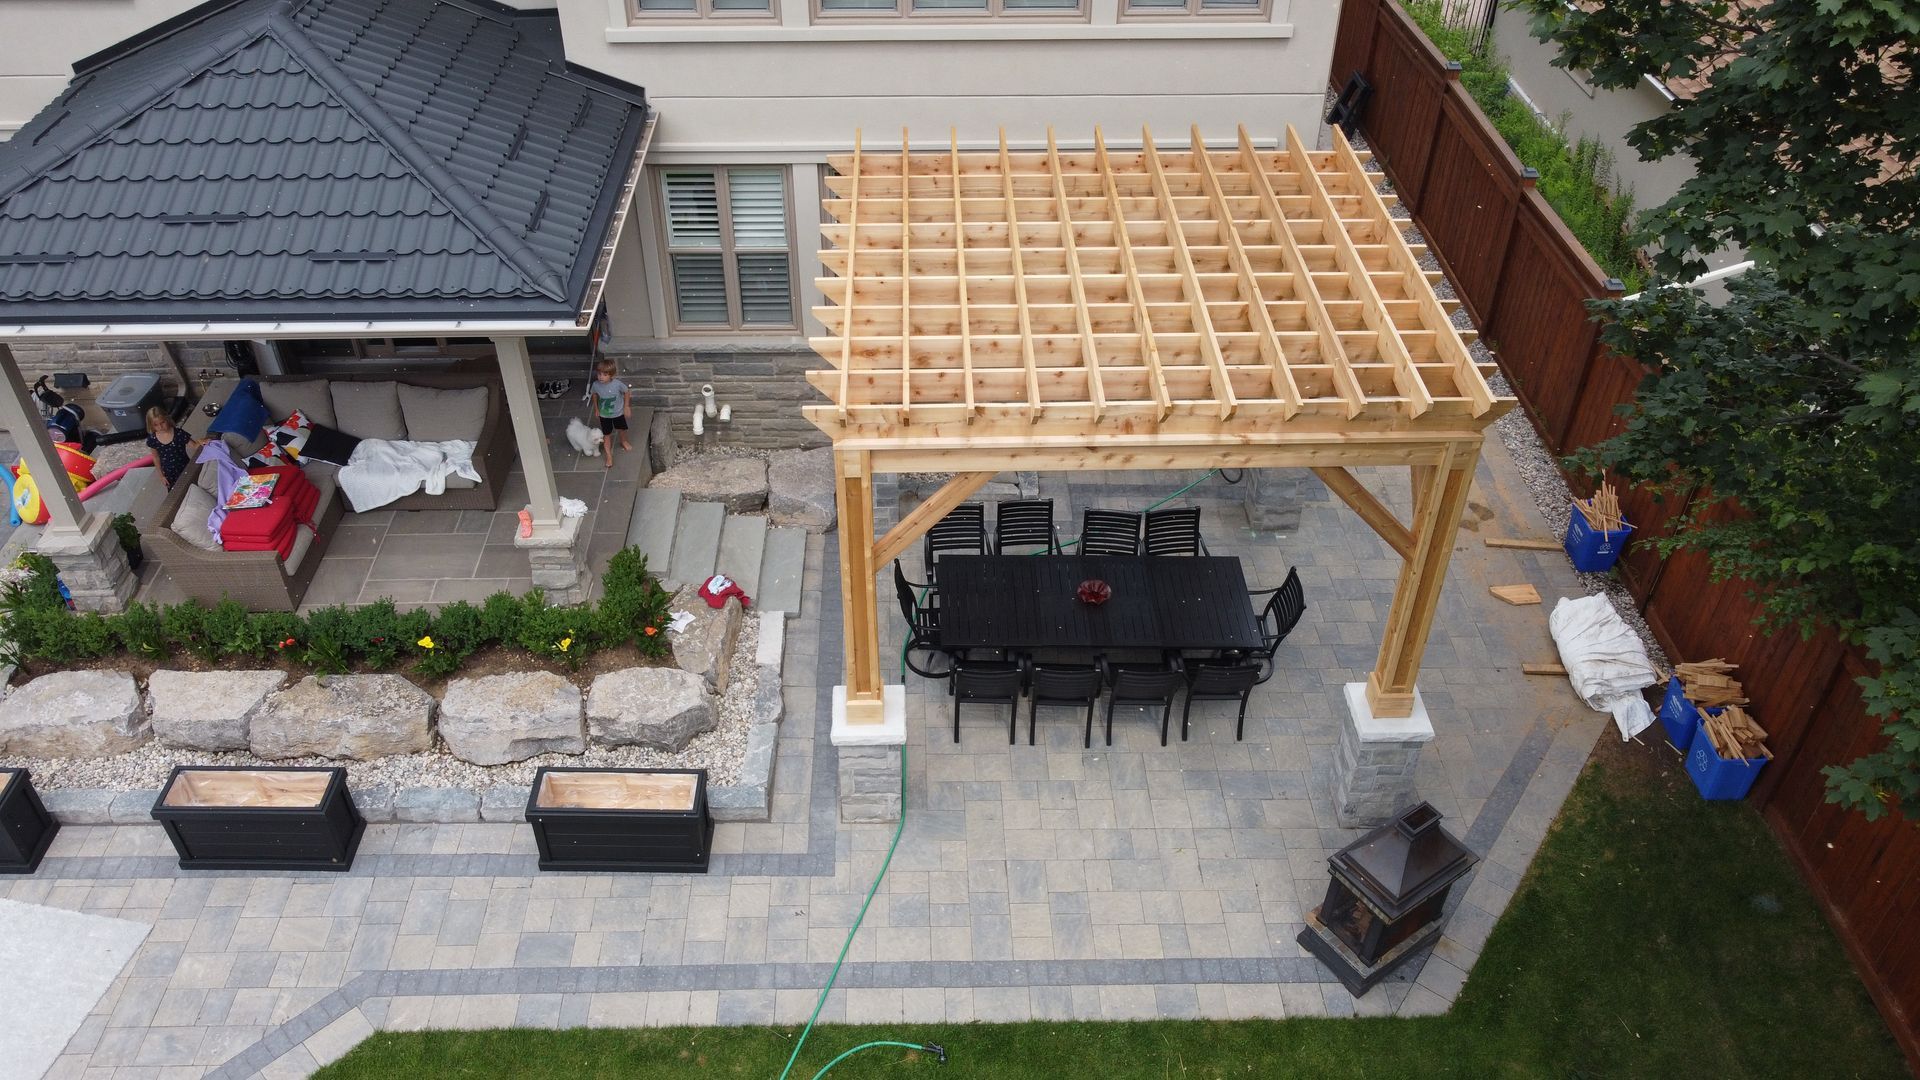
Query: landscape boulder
xmin=767 ymin=446 xmax=835 ymax=532
xmin=147 ymin=670 xmax=286 ymax=751
xmin=587 ymin=668 xmax=716 ymax=751
xmin=0 ymin=670 xmax=148 ymax=757
xmin=438 ymin=672 xmax=584 ymax=765
xmin=251 ymin=674 xmax=435 ymax=760
xmin=669 ymin=585 xmax=745 ymax=693
xmin=650 ymin=456 xmax=768 ymax=513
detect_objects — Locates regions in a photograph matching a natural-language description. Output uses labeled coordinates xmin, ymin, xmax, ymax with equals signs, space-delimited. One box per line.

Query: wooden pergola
xmin=808 ymin=123 xmax=1514 ymax=727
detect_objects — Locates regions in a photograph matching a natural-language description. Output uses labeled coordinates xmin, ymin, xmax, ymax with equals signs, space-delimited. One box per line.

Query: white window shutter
xmin=728 ymin=168 xmax=789 ymax=250
xmin=664 ymin=171 xmax=722 ymax=248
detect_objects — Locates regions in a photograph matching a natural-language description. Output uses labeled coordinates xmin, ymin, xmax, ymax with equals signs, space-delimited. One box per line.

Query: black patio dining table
xmin=935 ymin=555 xmax=1264 ymax=653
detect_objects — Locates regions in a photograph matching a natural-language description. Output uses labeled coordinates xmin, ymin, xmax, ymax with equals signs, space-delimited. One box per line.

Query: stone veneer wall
xmin=602 ymin=341 xmax=828 ymax=452
xmin=7 ymin=341 xmax=233 ymax=404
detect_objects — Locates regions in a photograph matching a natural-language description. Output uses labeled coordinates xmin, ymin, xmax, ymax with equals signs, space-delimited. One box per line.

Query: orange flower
xmin=644 ymin=625 xmax=659 ymax=637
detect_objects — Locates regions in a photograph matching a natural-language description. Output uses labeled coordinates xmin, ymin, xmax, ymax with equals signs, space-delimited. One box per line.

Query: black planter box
xmin=0 ymin=769 xmax=59 ymax=873
xmin=526 ymin=767 xmax=712 ymax=873
xmin=151 ymin=766 xmax=364 ymax=871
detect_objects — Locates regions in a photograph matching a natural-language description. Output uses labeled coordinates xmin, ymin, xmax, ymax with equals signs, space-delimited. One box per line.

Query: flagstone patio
xmin=7 ymin=430 xmax=1608 ymax=1078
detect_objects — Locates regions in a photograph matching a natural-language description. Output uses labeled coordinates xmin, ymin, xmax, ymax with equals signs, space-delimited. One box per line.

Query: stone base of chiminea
xmin=1296 ymin=906 xmax=1443 ymax=997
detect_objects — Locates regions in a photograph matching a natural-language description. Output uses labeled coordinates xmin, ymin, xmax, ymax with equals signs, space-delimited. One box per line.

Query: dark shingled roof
xmin=0 ymin=0 xmax=649 ymax=325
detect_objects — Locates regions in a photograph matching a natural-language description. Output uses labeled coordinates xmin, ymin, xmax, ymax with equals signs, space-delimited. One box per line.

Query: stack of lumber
xmin=1701 ymin=704 xmax=1772 ymax=761
xmin=1575 ymin=481 xmax=1624 ymax=532
xmin=1672 ymin=658 xmax=1748 ymax=708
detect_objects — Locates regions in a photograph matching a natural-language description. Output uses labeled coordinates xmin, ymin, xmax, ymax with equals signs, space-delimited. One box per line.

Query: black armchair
xmin=1078 ymin=508 xmax=1142 ymax=556
xmin=893 ymin=561 xmax=951 ymax=679
xmin=923 ymin=502 xmax=987 ymax=582
xmin=1143 ymin=506 xmax=1208 ymax=557
xmin=1027 ymin=662 xmax=1104 ymax=748
xmin=1180 ymin=659 xmax=1263 ymax=741
xmin=1097 ymin=655 xmax=1186 ymax=747
xmin=1240 ymin=566 xmax=1306 ymax=683
xmin=994 ymin=500 xmax=1060 ymax=555
xmin=951 ymin=657 xmax=1025 ymax=744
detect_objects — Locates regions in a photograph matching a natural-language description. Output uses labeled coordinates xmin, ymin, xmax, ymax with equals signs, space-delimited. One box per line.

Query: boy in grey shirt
xmin=588 ymin=358 xmax=632 ymax=468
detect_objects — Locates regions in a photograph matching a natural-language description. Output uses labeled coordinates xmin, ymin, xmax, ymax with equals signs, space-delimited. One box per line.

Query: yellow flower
xmin=417 ymin=635 xmax=435 ymax=649
xmin=559 ymin=636 xmax=573 ymax=652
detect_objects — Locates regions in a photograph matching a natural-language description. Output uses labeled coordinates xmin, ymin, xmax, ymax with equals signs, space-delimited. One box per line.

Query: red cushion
xmin=220 ymin=466 xmax=320 ymax=559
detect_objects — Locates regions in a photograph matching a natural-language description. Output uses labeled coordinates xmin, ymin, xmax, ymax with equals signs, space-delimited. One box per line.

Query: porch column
xmin=0 ymin=344 xmax=134 ymax=611
xmin=495 ymin=335 xmax=585 ymax=605
xmin=1334 ymin=442 xmax=1480 ymax=827
xmin=829 ymin=447 xmax=904 ymax=822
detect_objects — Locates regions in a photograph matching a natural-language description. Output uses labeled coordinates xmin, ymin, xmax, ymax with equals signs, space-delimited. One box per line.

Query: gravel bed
xmin=1342 ymin=120 xmax=1670 ymax=669
xmin=671 ymin=444 xmax=773 ymax=466
xmin=15 ymin=615 xmax=763 ymax=792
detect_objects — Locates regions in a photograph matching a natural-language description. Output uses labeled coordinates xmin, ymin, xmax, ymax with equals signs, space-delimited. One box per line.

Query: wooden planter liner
xmin=525 ymin=767 xmax=712 ymax=873
xmin=151 ymin=766 xmax=364 ymax=871
xmin=0 ymin=768 xmax=60 ymax=874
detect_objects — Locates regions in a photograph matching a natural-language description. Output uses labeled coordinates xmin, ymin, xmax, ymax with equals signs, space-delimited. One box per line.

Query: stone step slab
xmin=627 ymin=487 xmax=680 ymax=577
xmin=715 ymin=514 xmax=768 ymax=599
xmin=666 ymin=500 xmax=725 ymax=587
xmin=758 ymin=526 xmax=807 ymax=614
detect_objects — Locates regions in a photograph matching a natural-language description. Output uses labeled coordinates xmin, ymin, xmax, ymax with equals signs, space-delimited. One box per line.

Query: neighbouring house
xmin=0 ymin=0 xmax=1340 ymax=452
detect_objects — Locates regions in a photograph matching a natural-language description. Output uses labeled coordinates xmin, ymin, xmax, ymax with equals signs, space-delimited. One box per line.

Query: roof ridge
xmin=0 ymin=17 xmax=276 ymax=205
xmin=263 ymin=9 xmax=569 ymax=303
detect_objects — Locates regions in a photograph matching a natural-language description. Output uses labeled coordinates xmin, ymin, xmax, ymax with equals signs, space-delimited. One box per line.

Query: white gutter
xmin=0 ymin=318 xmax=588 ymax=345
xmin=578 ymin=114 xmax=655 ymax=328
xmin=1621 ymin=259 xmax=1755 ymax=302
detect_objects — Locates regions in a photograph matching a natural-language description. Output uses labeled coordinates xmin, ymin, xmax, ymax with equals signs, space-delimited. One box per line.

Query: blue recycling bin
xmin=1657 ymin=677 xmax=1699 ymax=751
xmin=1564 ymin=508 xmax=1633 ymax=573
xmin=1686 ymin=732 xmax=1767 ymax=800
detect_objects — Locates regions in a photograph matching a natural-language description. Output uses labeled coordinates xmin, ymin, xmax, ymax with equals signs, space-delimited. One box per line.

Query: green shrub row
xmin=0 ymin=546 xmax=673 ymax=677
xmin=1400 ymin=1 xmax=1650 ymax=291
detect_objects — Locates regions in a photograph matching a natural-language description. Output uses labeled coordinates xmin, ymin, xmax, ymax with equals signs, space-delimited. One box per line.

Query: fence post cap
xmin=1603 ymin=277 xmax=1626 ymax=293
xmin=1442 ymin=61 xmax=1463 ymax=76
xmin=1520 ymin=166 xmax=1541 ymax=182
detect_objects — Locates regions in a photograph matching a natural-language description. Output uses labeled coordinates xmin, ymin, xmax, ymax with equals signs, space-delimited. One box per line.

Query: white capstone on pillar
xmin=831 ymin=685 xmax=906 ymax=823
xmin=1333 ymin=682 xmax=1435 ymax=828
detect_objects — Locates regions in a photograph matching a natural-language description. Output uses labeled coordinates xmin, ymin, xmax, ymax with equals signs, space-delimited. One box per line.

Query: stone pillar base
xmin=831 ymin=685 xmax=906 ymax=823
xmin=515 ymin=514 xmax=588 ymax=606
xmin=1243 ymin=469 xmax=1317 ymax=532
xmin=35 ymin=514 xmax=135 ymax=613
xmin=1333 ymin=682 xmax=1434 ymax=828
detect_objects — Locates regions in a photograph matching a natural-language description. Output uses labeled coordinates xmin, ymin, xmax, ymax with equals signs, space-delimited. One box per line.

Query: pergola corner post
xmin=1335 ymin=442 xmax=1481 ymax=828
xmin=829 ymin=447 xmax=907 ymax=824
xmin=0 ymin=343 xmax=135 ymax=612
xmin=496 ymin=335 xmax=586 ymax=606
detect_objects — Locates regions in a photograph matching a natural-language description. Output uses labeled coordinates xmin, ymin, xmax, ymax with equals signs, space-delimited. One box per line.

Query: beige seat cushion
xmin=281 ymin=526 xmax=317 ymax=576
xmin=170 ymin=486 xmax=222 ymax=551
xmin=397 ymin=383 xmax=489 ymax=444
xmin=259 ymin=380 xmax=338 ymax=429
xmin=329 ymin=381 xmax=406 ymax=441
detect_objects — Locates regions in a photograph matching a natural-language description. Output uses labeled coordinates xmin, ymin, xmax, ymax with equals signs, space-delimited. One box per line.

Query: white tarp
xmin=1548 ymin=594 xmax=1660 ymax=740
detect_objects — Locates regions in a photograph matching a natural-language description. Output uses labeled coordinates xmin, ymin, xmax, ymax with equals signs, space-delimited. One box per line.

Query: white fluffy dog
xmin=565 ymin=416 xmax=605 ymax=457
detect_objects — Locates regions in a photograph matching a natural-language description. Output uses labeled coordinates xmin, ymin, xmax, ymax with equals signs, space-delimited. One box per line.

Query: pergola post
xmin=829 ymin=447 xmax=908 ymax=824
xmin=496 ymin=335 xmax=586 ymax=605
xmin=0 ymin=343 xmax=135 ymax=611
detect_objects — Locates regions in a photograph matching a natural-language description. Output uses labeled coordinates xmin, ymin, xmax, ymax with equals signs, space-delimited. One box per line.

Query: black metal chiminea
xmin=1297 ymin=801 xmax=1477 ymax=995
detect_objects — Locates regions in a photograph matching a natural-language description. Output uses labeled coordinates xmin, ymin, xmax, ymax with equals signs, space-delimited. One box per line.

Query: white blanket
xmin=336 ymin=438 xmax=481 ymax=513
xmin=1548 ymin=594 xmax=1660 ymax=741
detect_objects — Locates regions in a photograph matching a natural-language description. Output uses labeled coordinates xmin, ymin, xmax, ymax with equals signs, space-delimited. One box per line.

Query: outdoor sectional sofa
xmin=144 ymin=371 xmax=514 ymax=610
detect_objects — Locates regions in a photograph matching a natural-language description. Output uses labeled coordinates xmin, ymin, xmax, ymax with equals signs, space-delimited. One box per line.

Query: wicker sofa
xmin=146 ymin=371 xmax=516 ymax=609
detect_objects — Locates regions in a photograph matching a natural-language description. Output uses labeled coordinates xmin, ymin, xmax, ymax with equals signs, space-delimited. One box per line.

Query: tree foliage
xmin=1512 ymin=0 xmax=1920 ymax=819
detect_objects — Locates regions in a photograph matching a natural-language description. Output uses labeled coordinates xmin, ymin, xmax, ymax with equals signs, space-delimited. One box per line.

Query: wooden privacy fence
xmin=1330 ymin=0 xmax=1920 ymax=1065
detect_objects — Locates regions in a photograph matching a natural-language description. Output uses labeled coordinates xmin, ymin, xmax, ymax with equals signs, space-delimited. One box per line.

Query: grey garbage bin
xmin=98 ymin=372 xmax=166 ymax=434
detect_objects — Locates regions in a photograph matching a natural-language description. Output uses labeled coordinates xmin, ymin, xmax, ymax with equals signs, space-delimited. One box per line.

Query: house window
xmin=632 ymin=0 xmax=775 ymax=19
xmin=659 ymin=167 xmax=797 ymax=332
xmin=817 ymin=0 xmax=1080 ymax=17
xmin=1123 ymin=0 xmax=1263 ymax=14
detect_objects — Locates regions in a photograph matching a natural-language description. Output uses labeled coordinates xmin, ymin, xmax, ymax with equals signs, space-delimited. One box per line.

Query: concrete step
xmin=666 ymin=500 xmax=726 ymax=587
xmin=627 ymin=487 xmax=681 ymax=580
xmin=715 ymin=515 xmax=768 ymax=599
xmin=758 ymin=526 xmax=807 ymax=614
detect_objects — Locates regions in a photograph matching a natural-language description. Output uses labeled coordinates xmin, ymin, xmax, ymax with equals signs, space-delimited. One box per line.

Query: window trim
xmin=629 ymin=0 xmax=778 ymax=24
xmin=812 ymin=0 xmax=1087 ymax=23
xmin=655 ymin=166 xmax=801 ymax=335
xmin=1119 ymin=0 xmax=1268 ymax=19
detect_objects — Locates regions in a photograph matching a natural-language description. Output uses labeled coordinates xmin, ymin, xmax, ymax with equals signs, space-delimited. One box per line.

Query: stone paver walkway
xmin=13 ymin=435 xmax=1607 ymax=1078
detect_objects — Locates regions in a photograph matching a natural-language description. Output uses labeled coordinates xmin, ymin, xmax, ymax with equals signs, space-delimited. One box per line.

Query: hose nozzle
xmin=923 ymin=1044 xmax=947 ymax=1065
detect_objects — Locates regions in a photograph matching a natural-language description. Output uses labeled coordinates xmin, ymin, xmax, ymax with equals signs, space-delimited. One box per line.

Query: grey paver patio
xmin=8 ymin=432 xmax=1608 ymax=1078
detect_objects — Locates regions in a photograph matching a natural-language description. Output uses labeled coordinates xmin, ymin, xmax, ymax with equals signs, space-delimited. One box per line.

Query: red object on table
xmin=219 ymin=465 xmax=319 ymax=560
xmin=1076 ymin=579 xmax=1112 ymax=605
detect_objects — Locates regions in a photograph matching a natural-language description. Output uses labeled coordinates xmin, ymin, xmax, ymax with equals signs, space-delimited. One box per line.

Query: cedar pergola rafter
xmin=809 ymin=125 xmax=1515 ymax=728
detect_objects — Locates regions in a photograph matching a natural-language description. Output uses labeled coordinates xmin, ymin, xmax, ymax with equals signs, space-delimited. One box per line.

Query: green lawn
xmin=318 ymin=740 xmax=1908 ymax=1079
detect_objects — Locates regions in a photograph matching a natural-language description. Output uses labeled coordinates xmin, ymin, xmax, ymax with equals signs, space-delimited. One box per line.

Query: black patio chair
xmin=951 ymin=657 xmax=1025 ymax=744
xmin=893 ymin=561 xmax=952 ymax=679
xmin=923 ymin=502 xmax=987 ymax=582
xmin=1238 ymin=566 xmax=1306 ymax=683
xmin=1180 ymin=659 xmax=1263 ymax=742
xmin=1097 ymin=655 xmax=1186 ymax=747
xmin=1078 ymin=508 xmax=1142 ymax=557
xmin=1026 ymin=662 xmax=1103 ymax=748
xmin=994 ymin=499 xmax=1060 ymax=555
xmin=1143 ymin=506 xmax=1208 ymax=556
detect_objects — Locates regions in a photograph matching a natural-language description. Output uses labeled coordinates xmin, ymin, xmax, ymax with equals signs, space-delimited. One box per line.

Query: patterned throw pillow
xmin=248 ymin=410 xmax=312 ymax=467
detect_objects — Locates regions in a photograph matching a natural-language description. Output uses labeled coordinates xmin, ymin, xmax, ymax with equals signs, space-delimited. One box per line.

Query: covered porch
xmin=0 ymin=0 xmax=655 ymax=610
